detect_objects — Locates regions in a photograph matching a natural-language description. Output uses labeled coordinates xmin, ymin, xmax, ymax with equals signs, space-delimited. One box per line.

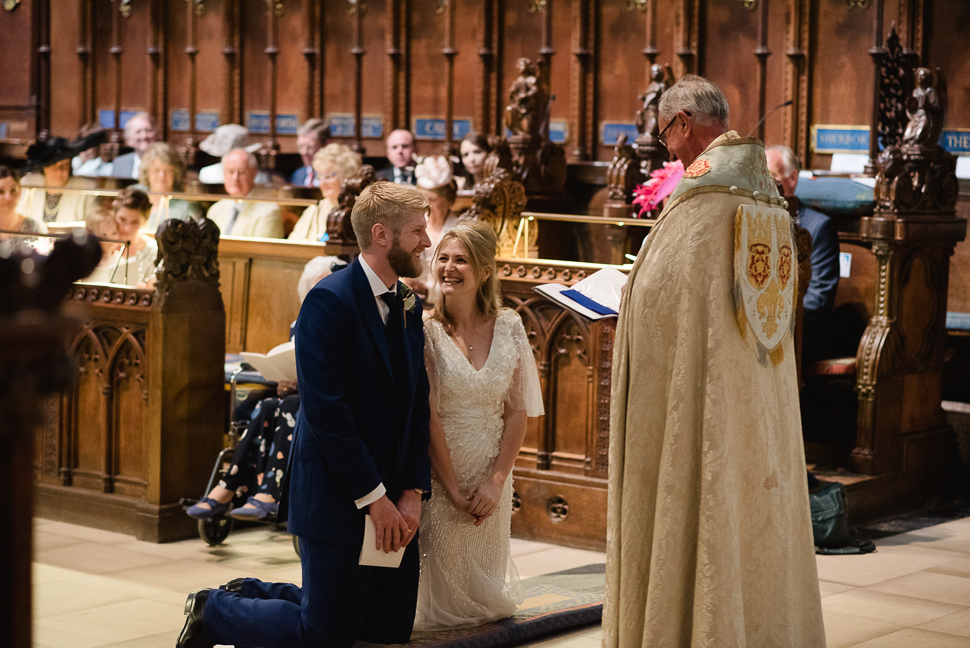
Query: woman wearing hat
xmin=18 ymin=134 xmax=104 ymax=225
xmin=412 ymin=155 xmax=460 ymax=303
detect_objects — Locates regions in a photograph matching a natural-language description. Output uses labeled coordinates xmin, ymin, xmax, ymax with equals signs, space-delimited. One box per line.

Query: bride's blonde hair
xmin=430 ymin=219 xmax=503 ymax=333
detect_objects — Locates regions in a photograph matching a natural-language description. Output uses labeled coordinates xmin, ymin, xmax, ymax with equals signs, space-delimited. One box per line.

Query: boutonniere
xmin=398 ymin=282 xmax=417 ymax=327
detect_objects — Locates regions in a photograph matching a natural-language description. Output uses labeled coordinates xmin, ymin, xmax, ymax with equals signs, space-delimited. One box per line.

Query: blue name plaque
xmin=812 ymin=126 xmax=870 ymax=154
xmin=942 ymin=130 xmax=970 ymax=156
xmin=99 ymin=109 xmax=139 ymax=130
xmin=326 ymin=114 xmax=383 ymax=139
xmin=170 ymin=110 xmax=221 ymax=133
xmin=414 ymin=118 xmax=471 ymax=141
xmin=246 ymin=113 xmax=301 ymax=136
xmin=0 ymin=123 xmax=7 ymax=140
xmin=548 ymin=119 xmax=568 ymax=145
xmin=601 ymin=122 xmax=639 ymax=147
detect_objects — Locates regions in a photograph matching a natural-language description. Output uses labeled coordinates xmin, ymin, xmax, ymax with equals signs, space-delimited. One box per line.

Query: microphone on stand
xmin=746 ymin=100 xmax=794 ymax=138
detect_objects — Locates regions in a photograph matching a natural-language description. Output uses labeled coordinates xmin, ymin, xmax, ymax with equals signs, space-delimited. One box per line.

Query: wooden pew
xmin=38 ymin=220 xmax=226 ymax=542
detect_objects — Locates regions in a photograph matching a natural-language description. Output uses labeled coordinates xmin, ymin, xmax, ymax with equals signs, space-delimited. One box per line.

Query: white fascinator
xmin=414 ymin=155 xmax=454 ymax=190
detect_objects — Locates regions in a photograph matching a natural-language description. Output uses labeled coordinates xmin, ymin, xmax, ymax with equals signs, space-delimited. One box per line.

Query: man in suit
xmin=766 ymin=145 xmax=841 ymax=361
xmin=205 ymin=148 xmax=285 ymax=238
xmin=177 ymin=181 xmax=433 ymax=648
xmin=291 ymin=119 xmax=331 ymax=187
xmin=376 ymin=129 xmax=418 ymax=185
xmin=105 ymin=112 xmax=157 ymax=179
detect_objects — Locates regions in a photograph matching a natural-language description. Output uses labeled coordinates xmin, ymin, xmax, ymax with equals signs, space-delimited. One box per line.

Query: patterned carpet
xmin=356 ymin=564 xmax=605 ymax=648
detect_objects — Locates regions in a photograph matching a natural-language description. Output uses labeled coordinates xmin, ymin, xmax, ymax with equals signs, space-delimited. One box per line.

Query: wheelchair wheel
xmin=198 ymin=516 xmax=233 ymax=546
xmin=292 ymin=534 xmax=301 ymax=558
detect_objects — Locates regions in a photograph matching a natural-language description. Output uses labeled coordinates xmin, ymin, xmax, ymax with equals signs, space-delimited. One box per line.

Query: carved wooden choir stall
xmin=36 ymin=220 xmax=226 ymax=542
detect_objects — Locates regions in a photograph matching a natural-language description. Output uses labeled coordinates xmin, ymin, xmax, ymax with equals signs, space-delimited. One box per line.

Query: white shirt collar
xmin=358 ymin=254 xmax=396 ymax=297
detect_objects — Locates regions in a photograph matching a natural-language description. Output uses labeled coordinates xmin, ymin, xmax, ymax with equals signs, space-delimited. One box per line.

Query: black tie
xmin=380 ymin=291 xmax=406 ymax=387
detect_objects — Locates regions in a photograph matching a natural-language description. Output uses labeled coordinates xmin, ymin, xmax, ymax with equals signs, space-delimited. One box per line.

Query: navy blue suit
xmin=798 ymin=205 xmax=841 ymax=361
xmin=202 ymin=259 xmax=432 ymax=648
xmin=291 ymin=165 xmax=318 ymax=187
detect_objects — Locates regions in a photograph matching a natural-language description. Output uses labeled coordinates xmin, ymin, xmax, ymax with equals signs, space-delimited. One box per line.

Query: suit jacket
xmin=17 ymin=174 xmax=100 ymax=224
xmin=798 ymin=205 xmax=840 ymax=314
xmin=376 ymin=165 xmax=417 ymax=185
xmin=282 ymin=259 xmax=432 ymax=547
xmin=109 ymin=152 xmax=139 ymax=179
xmin=290 ymin=165 xmax=320 ymax=187
xmin=206 ymin=198 xmax=285 ymax=238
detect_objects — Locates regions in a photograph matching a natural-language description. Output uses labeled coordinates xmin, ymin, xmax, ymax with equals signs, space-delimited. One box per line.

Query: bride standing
xmin=416 ymin=219 xmax=544 ymax=629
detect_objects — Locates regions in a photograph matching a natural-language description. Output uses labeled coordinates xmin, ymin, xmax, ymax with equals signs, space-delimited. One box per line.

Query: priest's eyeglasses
xmin=658 ymin=110 xmax=691 ymax=147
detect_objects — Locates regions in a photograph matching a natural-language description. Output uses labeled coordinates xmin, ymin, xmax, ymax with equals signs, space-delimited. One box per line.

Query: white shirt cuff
xmin=355 ymin=483 xmax=386 ymax=509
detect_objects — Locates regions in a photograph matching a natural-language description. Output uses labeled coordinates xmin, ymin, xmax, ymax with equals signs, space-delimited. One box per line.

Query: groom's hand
xmin=369 ymin=495 xmax=409 ymax=553
xmin=396 ymin=489 xmax=422 ymax=548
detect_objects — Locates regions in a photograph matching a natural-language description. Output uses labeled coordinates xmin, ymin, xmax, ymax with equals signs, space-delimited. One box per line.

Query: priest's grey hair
xmin=298 ymin=256 xmax=342 ymax=303
xmin=659 ymin=75 xmax=730 ymax=129
xmin=766 ymin=145 xmax=801 ymax=175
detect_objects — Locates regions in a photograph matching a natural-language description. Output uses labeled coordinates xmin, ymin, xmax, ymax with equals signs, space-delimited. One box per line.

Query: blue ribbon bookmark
xmin=561 ymin=289 xmax=617 ymax=316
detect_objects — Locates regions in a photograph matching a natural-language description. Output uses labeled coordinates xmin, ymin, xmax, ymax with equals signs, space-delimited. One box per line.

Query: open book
xmin=359 ymin=514 xmax=405 ymax=568
xmin=239 ymin=340 xmax=296 ymax=383
xmin=533 ymin=267 xmax=629 ymax=320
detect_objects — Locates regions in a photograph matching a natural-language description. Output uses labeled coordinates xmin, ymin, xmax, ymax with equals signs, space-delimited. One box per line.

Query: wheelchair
xmin=181 ymin=363 xmax=301 ymax=557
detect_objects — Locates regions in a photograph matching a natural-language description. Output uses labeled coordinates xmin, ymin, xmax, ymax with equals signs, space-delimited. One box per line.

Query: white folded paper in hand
xmin=533 ymin=267 xmax=629 ymax=320
xmin=239 ymin=340 xmax=297 ymax=382
xmin=359 ymin=514 xmax=405 ymax=568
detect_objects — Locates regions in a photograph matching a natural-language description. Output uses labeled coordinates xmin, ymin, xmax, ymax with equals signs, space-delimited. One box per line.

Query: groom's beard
xmin=387 ymin=234 xmax=423 ymax=279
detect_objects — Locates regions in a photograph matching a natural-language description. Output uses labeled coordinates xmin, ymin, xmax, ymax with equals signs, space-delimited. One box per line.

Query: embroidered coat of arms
xmin=733 ymin=204 xmax=796 ymax=365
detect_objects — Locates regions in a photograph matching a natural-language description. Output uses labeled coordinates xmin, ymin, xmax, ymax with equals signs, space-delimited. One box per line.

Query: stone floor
xmin=30 ymin=516 xmax=970 ymax=647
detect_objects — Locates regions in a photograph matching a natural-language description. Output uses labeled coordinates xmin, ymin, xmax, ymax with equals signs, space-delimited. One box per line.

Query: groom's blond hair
xmin=351 ymin=181 xmax=429 ymax=248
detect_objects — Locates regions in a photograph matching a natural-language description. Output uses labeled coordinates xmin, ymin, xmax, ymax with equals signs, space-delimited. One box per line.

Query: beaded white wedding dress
xmin=414 ymin=309 xmax=545 ymax=629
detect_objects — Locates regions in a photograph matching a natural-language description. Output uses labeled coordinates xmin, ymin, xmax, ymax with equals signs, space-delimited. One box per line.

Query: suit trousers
xmin=202 ymin=534 xmax=420 ymax=647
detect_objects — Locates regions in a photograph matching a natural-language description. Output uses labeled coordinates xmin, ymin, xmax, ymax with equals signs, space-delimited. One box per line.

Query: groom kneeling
xmin=177 ymin=181 xmax=434 ymax=648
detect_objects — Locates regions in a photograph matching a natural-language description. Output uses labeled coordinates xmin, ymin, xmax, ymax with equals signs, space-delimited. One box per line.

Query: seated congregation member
xmin=83 ymin=187 xmax=158 ymax=287
xmin=19 ymin=133 xmax=106 ymax=225
xmin=766 ymin=145 xmax=841 ymax=362
xmin=0 ymin=165 xmax=48 ymax=254
xmin=206 ymin=149 xmax=284 ymax=238
xmin=415 ymin=220 xmax=543 ymax=629
xmin=187 ymin=256 xmax=340 ymax=522
xmin=105 ymin=112 xmax=157 ymax=180
xmin=289 ymin=143 xmax=361 ymax=242
xmin=458 ymin=131 xmax=492 ymax=190
xmin=72 ymin=123 xmax=112 ymax=177
xmin=291 ymin=119 xmax=331 ymax=188
xmin=377 ymin=129 xmax=418 ymax=185
xmin=198 ymin=124 xmax=269 ymax=185
xmin=138 ymin=142 xmax=203 ymax=231
xmin=412 ymin=155 xmax=459 ymax=303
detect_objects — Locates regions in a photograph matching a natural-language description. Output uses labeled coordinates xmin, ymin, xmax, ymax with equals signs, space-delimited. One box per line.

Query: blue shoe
xmin=186 ymin=497 xmax=232 ymax=520
xmin=229 ymin=497 xmax=279 ymax=521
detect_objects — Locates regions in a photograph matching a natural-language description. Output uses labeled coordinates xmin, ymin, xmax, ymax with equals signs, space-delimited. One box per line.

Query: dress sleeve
xmin=423 ymin=319 xmax=440 ymax=414
xmin=504 ymin=313 xmax=545 ymax=417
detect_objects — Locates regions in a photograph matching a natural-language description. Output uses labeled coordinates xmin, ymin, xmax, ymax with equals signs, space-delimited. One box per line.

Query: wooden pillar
xmin=351 ymin=0 xmax=366 ymax=154
xmin=223 ymin=2 xmax=242 ymax=128
xmin=674 ymin=0 xmax=699 ymax=78
xmin=35 ymin=0 xmax=52 ymax=140
xmin=78 ymin=0 xmax=95 ymax=128
xmin=264 ymin=2 xmax=281 ymax=168
xmin=476 ymin=0 xmax=497 ymax=135
xmin=107 ymin=0 xmax=124 ymax=161
xmin=442 ymin=0 xmax=457 ymax=156
xmin=643 ymin=0 xmax=658 ymax=74
xmin=185 ymin=1 xmax=200 ymax=164
xmin=304 ymin=0 xmax=320 ymax=119
xmin=148 ymin=0 xmax=164 ymax=135
xmin=865 ymin=0 xmax=886 ymax=175
xmin=784 ymin=0 xmax=811 ymax=164
xmin=570 ymin=0 xmax=594 ymax=161
xmin=755 ymin=0 xmax=771 ymax=141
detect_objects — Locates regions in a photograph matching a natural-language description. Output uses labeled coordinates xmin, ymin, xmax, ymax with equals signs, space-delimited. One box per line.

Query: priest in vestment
xmin=603 ymin=75 xmax=825 ymax=647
